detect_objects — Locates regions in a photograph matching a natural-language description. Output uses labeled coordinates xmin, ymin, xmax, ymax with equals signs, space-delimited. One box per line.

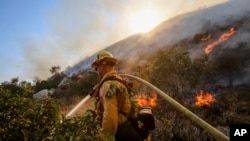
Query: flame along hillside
xmin=205 ymin=27 xmax=237 ymax=54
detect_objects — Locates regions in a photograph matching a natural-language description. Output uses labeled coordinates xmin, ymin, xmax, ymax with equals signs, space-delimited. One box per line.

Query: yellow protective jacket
xmin=95 ymin=71 xmax=131 ymax=139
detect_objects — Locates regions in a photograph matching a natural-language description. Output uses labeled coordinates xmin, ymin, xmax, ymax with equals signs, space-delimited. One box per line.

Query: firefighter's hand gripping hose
xmin=65 ymin=74 xmax=229 ymax=141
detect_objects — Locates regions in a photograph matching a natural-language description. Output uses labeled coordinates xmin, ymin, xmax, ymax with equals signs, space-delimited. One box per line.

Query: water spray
xmin=66 ymin=95 xmax=91 ymax=118
xmin=65 ymin=74 xmax=229 ymax=141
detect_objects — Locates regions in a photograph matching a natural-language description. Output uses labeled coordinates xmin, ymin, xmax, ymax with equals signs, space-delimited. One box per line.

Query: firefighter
xmin=91 ymin=50 xmax=142 ymax=141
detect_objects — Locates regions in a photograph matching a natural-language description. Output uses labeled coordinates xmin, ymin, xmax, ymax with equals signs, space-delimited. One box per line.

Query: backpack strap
xmin=88 ymin=75 xmax=126 ymax=96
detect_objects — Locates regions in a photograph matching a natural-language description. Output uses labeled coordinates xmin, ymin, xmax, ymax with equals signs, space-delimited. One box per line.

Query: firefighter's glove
xmin=106 ymin=85 xmax=123 ymax=97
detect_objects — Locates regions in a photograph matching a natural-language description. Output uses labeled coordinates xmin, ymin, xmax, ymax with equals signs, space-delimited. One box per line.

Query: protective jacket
xmin=95 ymin=71 xmax=132 ymax=140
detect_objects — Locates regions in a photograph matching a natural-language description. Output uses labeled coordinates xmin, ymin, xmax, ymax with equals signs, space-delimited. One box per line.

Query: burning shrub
xmin=195 ymin=90 xmax=215 ymax=107
xmin=137 ymin=92 xmax=157 ymax=107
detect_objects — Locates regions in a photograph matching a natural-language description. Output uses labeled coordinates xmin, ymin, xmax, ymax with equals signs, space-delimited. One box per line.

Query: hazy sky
xmin=0 ymin=0 xmax=228 ymax=83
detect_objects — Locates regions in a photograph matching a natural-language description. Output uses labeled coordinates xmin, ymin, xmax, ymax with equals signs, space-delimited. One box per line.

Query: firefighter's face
xmin=96 ymin=64 xmax=105 ymax=78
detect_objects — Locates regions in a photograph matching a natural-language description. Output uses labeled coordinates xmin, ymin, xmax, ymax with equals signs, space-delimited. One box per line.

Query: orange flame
xmin=137 ymin=92 xmax=157 ymax=107
xmin=77 ymin=74 xmax=83 ymax=79
xmin=201 ymin=34 xmax=212 ymax=41
xmin=195 ymin=90 xmax=215 ymax=107
xmin=205 ymin=27 xmax=236 ymax=54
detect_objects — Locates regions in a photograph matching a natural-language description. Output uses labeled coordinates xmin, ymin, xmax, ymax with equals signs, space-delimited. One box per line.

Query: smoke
xmin=22 ymin=0 xmax=132 ymax=79
xmin=21 ymin=0 xmax=238 ymax=80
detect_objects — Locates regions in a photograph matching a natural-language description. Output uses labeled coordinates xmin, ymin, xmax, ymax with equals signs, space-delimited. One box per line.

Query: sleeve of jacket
xmin=99 ymin=80 xmax=119 ymax=137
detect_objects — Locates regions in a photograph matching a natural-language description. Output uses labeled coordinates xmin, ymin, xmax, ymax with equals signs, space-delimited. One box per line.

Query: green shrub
xmin=0 ymin=83 xmax=101 ymax=141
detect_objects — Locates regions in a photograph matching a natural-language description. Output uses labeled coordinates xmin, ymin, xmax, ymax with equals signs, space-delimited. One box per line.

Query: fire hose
xmin=66 ymin=74 xmax=229 ymax=141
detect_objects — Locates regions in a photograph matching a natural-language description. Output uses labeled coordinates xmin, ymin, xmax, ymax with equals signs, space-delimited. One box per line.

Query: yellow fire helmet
xmin=91 ymin=50 xmax=118 ymax=69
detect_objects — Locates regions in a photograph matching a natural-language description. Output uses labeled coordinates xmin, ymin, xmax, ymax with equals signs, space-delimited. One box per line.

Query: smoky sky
xmin=21 ymin=0 xmax=230 ymax=80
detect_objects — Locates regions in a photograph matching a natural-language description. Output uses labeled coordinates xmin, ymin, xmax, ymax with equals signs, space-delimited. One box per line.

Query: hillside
xmin=64 ymin=0 xmax=250 ymax=79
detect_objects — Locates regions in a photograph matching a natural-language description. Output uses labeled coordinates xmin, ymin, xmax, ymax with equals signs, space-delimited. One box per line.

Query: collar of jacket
xmin=91 ymin=71 xmax=117 ymax=97
xmin=99 ymin=70 xmax=117 ymax=83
